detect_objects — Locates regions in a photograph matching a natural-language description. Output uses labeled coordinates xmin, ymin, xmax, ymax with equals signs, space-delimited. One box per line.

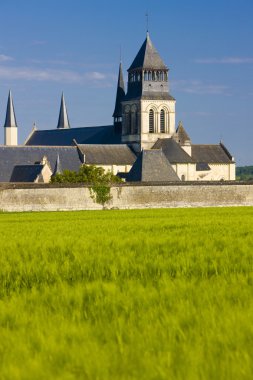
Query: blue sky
xmin=0 ymin=0 xmax=252 ymax=165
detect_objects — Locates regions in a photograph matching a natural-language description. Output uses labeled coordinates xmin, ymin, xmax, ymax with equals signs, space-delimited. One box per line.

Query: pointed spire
xmin=4 ymin=90 xmax=17 ymax=128
xmin=112 ymin=62 xmax=125 ymax=118
xmin=176 ymin=121 xmax=191 ymax=145
xmin=52 ymin=154 xmax=62 ymax=176
xmin=128 ymin=34 xmax=167 ymax=71
xmin=57 ymin=93 xmax=70 ymax=129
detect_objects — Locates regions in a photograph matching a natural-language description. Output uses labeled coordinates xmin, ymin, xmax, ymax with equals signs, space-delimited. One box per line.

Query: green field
xmin=1 ymin=208 xmax=253 ymax=380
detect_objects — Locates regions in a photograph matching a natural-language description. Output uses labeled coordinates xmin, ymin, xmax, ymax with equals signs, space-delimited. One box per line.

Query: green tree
xmin=51 ymin=164 xmax=122 ymax=206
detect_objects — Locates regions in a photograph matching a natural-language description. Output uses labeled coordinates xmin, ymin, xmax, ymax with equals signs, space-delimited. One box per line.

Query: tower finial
xmin=120 ymin=45 xmax=122 ymax=63
xmin=145 ymin=12 xmax=149 ymax=33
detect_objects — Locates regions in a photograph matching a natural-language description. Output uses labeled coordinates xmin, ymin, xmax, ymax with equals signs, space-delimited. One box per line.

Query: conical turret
xmin=176 ymin=121 xmax=191 ymax=145
xmin=4 ymin=90 xmax=18 ymax=145
xmin=113 ymin=62 xmax=125 ymax=133
xmin=4 ymin=90 xmax=17 ymax=128
xmin=57 ymin=93 xmax=70 ymax=129
xmin=128 ymin=32 xmax=167 ymax=71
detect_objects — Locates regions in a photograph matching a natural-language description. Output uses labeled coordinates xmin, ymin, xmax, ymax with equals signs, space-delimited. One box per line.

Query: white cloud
xmin=30 ymin=40 xmax=47 ymax=46
xmin=29 ymin=59 xmax=70 ymax=66
xmin=194 ymin=57 xmax=253 ymax=64
xmin=88 ymin=71 xmax=106 ymax=80
xmin=171 ymin=80 xmax=230 ymax=95
xmin=0 ymin=65 xmax=113 ymax=85
xmin=0 ymin=54 xmax=13 ymax=62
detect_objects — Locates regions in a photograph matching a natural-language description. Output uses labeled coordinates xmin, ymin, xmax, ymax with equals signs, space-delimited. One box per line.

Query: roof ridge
xmin=34 ymin=125 xmax=113 ymax=133
xmin=77 ymin=143 xmax=130 ymax=147
xmin=0 ymin=145 xmax=77 ymax=149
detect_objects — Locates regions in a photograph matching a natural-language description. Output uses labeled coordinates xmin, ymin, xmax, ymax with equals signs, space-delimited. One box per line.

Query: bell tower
xmin=121 ymin=33 xmax=176 ymax=152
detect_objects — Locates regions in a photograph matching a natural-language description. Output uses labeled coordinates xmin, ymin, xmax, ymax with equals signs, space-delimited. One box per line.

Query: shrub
xmin=51 ymin=164 xmax=122 ymax=205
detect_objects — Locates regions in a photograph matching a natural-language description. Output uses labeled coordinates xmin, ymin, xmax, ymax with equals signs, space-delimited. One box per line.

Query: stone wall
xmin=0 ymin=182 xmax=253 ymax=212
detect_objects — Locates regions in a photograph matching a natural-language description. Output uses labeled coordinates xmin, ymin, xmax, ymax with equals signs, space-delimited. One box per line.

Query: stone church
xmin=0 ymin=33 xmax=235 ymax=182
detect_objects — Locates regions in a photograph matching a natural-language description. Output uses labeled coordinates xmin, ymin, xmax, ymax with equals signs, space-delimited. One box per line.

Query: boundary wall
xmin=0 ymin=182 xmax=253 ymax=212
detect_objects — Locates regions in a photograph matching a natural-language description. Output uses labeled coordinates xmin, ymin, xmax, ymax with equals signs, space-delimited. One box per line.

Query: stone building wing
xmin=127 ymin=149 xmax=180 ymax=182
xmin=0 ymin=146 xmax=81 ymax=182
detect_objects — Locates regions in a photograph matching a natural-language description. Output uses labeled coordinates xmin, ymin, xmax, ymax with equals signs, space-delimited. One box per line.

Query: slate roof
xmin=77 ymin=144 xmax=136 ymax=165
xmin=191 ymin=144 xmax=233 ymax=164
xmin=128 ymin=33 xmax=167 ymax=71
xmin=112 ymin=63 xmax=125 ymax=118
xmin=25 ymin=125 xmax=121 ymax=146
xmin=127 ymin=149 xmax=180 ymax=182
xmin=10 ymin=165 xmax=44 ymax=182
xmin=0 ymin=146 xmax=81 ymax=182
xmin=152 ymin=138 xmax=194 ymax=163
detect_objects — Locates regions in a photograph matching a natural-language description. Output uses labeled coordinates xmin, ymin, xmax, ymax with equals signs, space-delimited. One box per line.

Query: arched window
xmin=160 ymin=109 xmax=165 ymax=133
xmin=148 ymin=71 xmax=152 ymax=81
xmin=144 ymin=71 xmax=148 ymax=81
xmin=181 ymin=175 xmax=186 ymax=181
xmin=149 ymin=109 xmax=154 ymax=133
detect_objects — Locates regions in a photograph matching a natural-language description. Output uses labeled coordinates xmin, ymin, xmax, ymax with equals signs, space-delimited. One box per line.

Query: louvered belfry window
xmin=160 ymin=109 xmax=165 ymax=133
xmin=149 ymin=109 xmax=154 ymax=133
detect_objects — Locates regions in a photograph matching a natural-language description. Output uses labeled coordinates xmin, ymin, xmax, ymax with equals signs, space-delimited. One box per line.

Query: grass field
xmin=0 ymin=208 xmax=253 ymax=380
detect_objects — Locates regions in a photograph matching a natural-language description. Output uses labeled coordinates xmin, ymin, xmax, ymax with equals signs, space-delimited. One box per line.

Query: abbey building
xmin=0 ymin=33 xmax=235 ymax=183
